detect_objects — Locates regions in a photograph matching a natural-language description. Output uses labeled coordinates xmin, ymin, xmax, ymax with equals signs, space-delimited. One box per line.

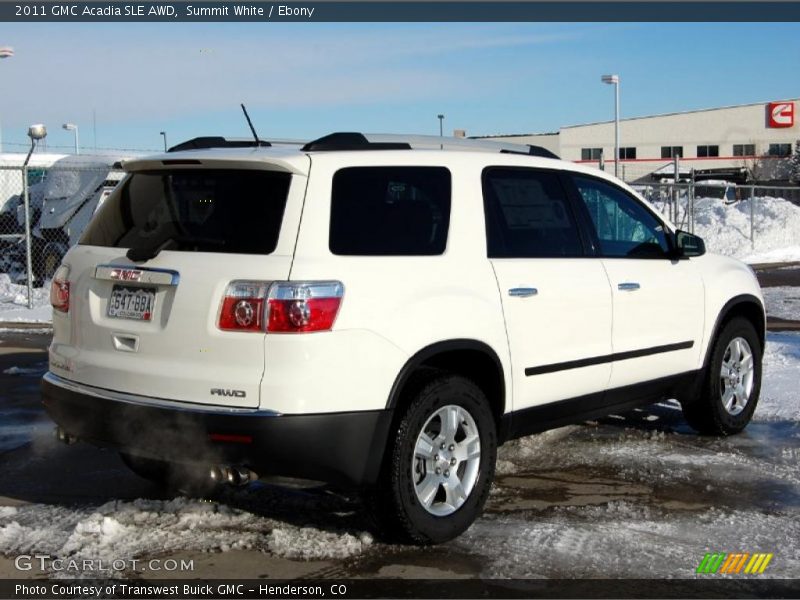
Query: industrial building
xmin=478 ymin=99 xmax=799 ymax=184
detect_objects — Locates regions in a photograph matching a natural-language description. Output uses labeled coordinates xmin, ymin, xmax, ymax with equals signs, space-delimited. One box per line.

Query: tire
xmin=682 ymin=317 xmax=762 ymax=435
xmin=371 ymin=372 xmax=497 ymax=544
xmin=119 ymin=453 xmax=218 ymax=495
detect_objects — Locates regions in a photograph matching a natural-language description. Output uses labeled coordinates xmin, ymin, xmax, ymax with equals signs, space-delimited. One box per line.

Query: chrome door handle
xmin=508 ymin=287 xmax=538 ymax=298
xmin=618 ymin=282 xmax=641 ymax=291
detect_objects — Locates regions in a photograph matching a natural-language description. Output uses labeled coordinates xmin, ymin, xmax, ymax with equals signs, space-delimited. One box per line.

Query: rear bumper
xmin=41 ymin=372 xmax=394 ymax=488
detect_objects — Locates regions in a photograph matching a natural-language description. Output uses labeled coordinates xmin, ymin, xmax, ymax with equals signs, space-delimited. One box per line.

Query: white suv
xmin=43 ymin=133 xmax=765 ymax=543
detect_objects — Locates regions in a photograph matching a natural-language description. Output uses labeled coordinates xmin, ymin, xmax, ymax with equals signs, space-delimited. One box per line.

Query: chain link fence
xmin=1 ymin=163 xmax=123 ymax=310
xmin=1 ymin=160 xmax=799 ymax=309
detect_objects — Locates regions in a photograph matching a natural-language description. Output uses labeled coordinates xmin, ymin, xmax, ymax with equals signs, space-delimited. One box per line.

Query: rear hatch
xmin=51 ymin=155 xmax=309 ymax=408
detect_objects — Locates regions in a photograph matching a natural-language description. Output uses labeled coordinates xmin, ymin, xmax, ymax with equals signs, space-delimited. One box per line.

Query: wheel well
xmin=387 ymin=342 xmax=506 ymax=430
xmin=710 ymin=297 xmax=766 ymax=360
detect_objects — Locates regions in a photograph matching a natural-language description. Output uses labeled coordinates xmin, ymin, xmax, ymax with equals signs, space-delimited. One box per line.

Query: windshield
xmin=80 ymin=169 xmax=291 ymax=255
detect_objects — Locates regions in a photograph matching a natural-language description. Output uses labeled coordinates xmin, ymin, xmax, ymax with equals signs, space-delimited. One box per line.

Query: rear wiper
xmin=126 ymin=236 xmax=226 ymax=262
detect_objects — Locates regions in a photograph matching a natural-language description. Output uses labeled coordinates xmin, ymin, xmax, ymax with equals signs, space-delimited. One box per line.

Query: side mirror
xmin=674 ymin=230 xmax=705 ymax=258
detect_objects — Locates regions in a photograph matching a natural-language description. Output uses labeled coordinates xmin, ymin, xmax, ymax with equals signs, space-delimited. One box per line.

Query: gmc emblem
xmin=109 ymin=268 xmax=142 ymax=282
xmin=210 ymin=388 xmax=246 ymax=398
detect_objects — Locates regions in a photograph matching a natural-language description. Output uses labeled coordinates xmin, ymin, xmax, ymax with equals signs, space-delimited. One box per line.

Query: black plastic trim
xmin=704 ymin=294 xmax=766 ymax=364
xmin=505 ymin=370 xmax=701 ymax=440
xmin=386 ymin=339 xmax=505 ymax=412
xmin=302 ymin=132 xmax=411 ymax=152
xmin=525 ymin=341 xmax=694 ymax=376
xmin=499 ymin=146 xmax=560 ymax=159
xmin=168 ymin=137 xmax=272 ymax=152
xmin=42 ymin=376 xmax=393 ymax=488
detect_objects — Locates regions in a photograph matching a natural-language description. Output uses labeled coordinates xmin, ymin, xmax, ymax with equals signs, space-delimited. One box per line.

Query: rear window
xmin=80 ymin=169 xmax=290 ymax=255
xmin=329 ymin=166 xmax=451 ymax=256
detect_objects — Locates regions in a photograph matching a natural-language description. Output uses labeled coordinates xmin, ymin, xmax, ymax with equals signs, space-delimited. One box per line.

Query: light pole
xmin=23 ymin=124 xmax=46 ymax=308
xmin=437 ymin=114 xmax=444 ymax=137
xmin=160 ymin=131 xmax=167 ymax=152
xmin=62 ymin=123 xmax=79 ymax=154
xmin=0 ymin=46 xmax=14 ymax=153
xmin=601 ymin=74 xmax=620 ymax=178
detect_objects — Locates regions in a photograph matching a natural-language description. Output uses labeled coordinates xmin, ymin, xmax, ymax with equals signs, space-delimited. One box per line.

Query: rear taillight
xmin=50 ymin=265 xmax=70 ymax=313
xmin=218 ymin=281 xmax=270 ymax=332
xmin=267 ymin=282 xmax=344 ymax=333
xmin=217 ymin=281 xmax=344 ymax=333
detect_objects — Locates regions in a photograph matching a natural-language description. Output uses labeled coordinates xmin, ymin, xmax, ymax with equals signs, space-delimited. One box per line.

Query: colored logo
xmin=767 ymin=102 xmax=795 ymax=128
xmin=696 ymin=552 xmax=773 ymax=574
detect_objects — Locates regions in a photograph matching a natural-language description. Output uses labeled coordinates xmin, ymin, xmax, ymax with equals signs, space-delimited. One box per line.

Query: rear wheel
xmin=682 ymin=317 xmax=762 ymax=435
xmin=371 ymin=373 xmax=497 ymax=544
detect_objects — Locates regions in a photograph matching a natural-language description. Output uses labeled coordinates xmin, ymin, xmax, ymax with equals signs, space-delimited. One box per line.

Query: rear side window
xmin=80 ymin=169 xmax=290 ymax=255
xmin=329 ymin=167 xmax=451 ymax=256
xmin=482 ymin=168 xmax=584 ymax=258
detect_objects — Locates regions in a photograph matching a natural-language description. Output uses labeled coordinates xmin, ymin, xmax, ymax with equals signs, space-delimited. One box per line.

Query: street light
xmin=0 ymin=46 xmax=14 ymax=153
xmin=62 ymin=123 xmax=79 ymax=155
xmin=160 ymin=131 xmax=167 ymax=152
xmin=601 ymin=74 xmax=620 ymax=178
xmin=23 ymin=124 xmax=47 ymax=308
xmin=437 ymin=114 xmax=444 ymax=137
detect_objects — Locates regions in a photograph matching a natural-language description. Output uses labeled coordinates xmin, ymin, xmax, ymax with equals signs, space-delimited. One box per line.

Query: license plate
xmin=108 ymin=285 xmax=156 ymax=321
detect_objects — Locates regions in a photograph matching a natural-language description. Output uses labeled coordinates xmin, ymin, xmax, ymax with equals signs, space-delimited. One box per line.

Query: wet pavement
xmin=0 ymin=332 xmax=799 ymax=580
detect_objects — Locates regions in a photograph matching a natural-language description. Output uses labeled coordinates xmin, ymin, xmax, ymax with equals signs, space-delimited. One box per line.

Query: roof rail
xmin=300 ymin=132 xmax=559 ymax=158
xmin=301 ymin=132 xmax=412 ymax=152
xmin=168 ymin=136 xmax=272 ymax=152
xmin=500 ymin=146 xmax=559 ymax=159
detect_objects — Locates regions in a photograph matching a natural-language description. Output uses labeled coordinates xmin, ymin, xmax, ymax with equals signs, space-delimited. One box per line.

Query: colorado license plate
xmin=108 ymin=285 xmax=155 ymax=321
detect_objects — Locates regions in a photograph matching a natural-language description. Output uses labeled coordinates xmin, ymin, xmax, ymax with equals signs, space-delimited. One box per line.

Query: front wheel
xmin=372 ymin=373 xmax=497 ymax=544
xmin=682 ymin=317 xmax=762 ymax=435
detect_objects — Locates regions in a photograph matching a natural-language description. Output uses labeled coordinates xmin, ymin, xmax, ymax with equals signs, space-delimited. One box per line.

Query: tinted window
xmin=573 ymin=176 xmax=670 ymax=259
xmin=80 ymin=170 xmax=290 ymax=255
xmin=483 ymin=168 xmax=583 ymax=258
xmin=329 ymin=167 xmax=451 ymax=256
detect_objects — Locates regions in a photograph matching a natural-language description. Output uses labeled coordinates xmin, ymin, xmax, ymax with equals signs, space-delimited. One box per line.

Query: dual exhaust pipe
xmin=209 ymin=465 xmax=257 ymax=487
xmin=54 ymin=427 xmax=257 ymax=487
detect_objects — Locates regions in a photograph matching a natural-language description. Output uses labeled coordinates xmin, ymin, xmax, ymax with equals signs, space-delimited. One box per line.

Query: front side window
xmin=572 ymin=176 xmax=670 ymax=259
xmin=329 ymin=166 xmax=451 ymax=256
xmin=80 ymin=169 xmax=291 ymax=255
xmin=482 ymin=168 xmax=583 ymax=258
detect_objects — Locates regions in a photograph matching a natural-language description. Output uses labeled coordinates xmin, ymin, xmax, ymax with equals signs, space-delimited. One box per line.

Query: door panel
xmin=568 ymin=174 xmax=705 ymax=389
xmin=483 ymin=167 xmax=613 ymax=411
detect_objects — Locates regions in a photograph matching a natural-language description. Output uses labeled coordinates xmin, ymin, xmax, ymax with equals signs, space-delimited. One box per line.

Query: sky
xmin=0 ymin=22 xmax=798 ymax=155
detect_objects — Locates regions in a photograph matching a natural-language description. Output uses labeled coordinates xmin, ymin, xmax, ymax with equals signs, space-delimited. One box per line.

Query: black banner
xmin=3 ymin=579 xmax=800 ymax=599
xmin=3 ymin=1 xmax=800 ymax=22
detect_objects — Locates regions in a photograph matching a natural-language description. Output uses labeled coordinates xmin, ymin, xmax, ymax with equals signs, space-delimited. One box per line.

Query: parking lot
xmin=1 ymin=264 xmax=799 ymax=582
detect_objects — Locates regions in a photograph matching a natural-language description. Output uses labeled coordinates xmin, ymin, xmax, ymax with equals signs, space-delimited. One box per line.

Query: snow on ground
xmin=757 ymin=332 xmax=800 ymax=422
xmin=0 ymin=275 xmax=51 ymax=324
xmin=0 ymin=497 xmax=372 ymax=577
xmin=761 ymin=286 xmax=800 ymax=321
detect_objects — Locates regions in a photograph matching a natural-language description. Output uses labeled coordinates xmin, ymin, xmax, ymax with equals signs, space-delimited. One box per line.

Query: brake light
xmin=50 ymin=265 xmax=70 ymax=313
xmin=218 ymin=281 xmax=269 ymax=332
xmin=267 ymin=281 xmax=344 ymax=333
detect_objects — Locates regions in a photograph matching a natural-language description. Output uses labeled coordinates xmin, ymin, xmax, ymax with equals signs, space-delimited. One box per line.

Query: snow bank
xmin=0 ymin=497 xmax=372 ymax=575
xmin=687 ymin=196 xmax=800 ymax=263
xmin=0 ymin=274 xmax=52 ymax=323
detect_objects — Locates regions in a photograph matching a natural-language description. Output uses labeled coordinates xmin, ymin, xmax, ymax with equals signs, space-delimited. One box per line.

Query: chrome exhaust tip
xmin=54 ymin=427 xmax=77 ymax=445
xmin=210 ymin=465 xmax=257 ymax=487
